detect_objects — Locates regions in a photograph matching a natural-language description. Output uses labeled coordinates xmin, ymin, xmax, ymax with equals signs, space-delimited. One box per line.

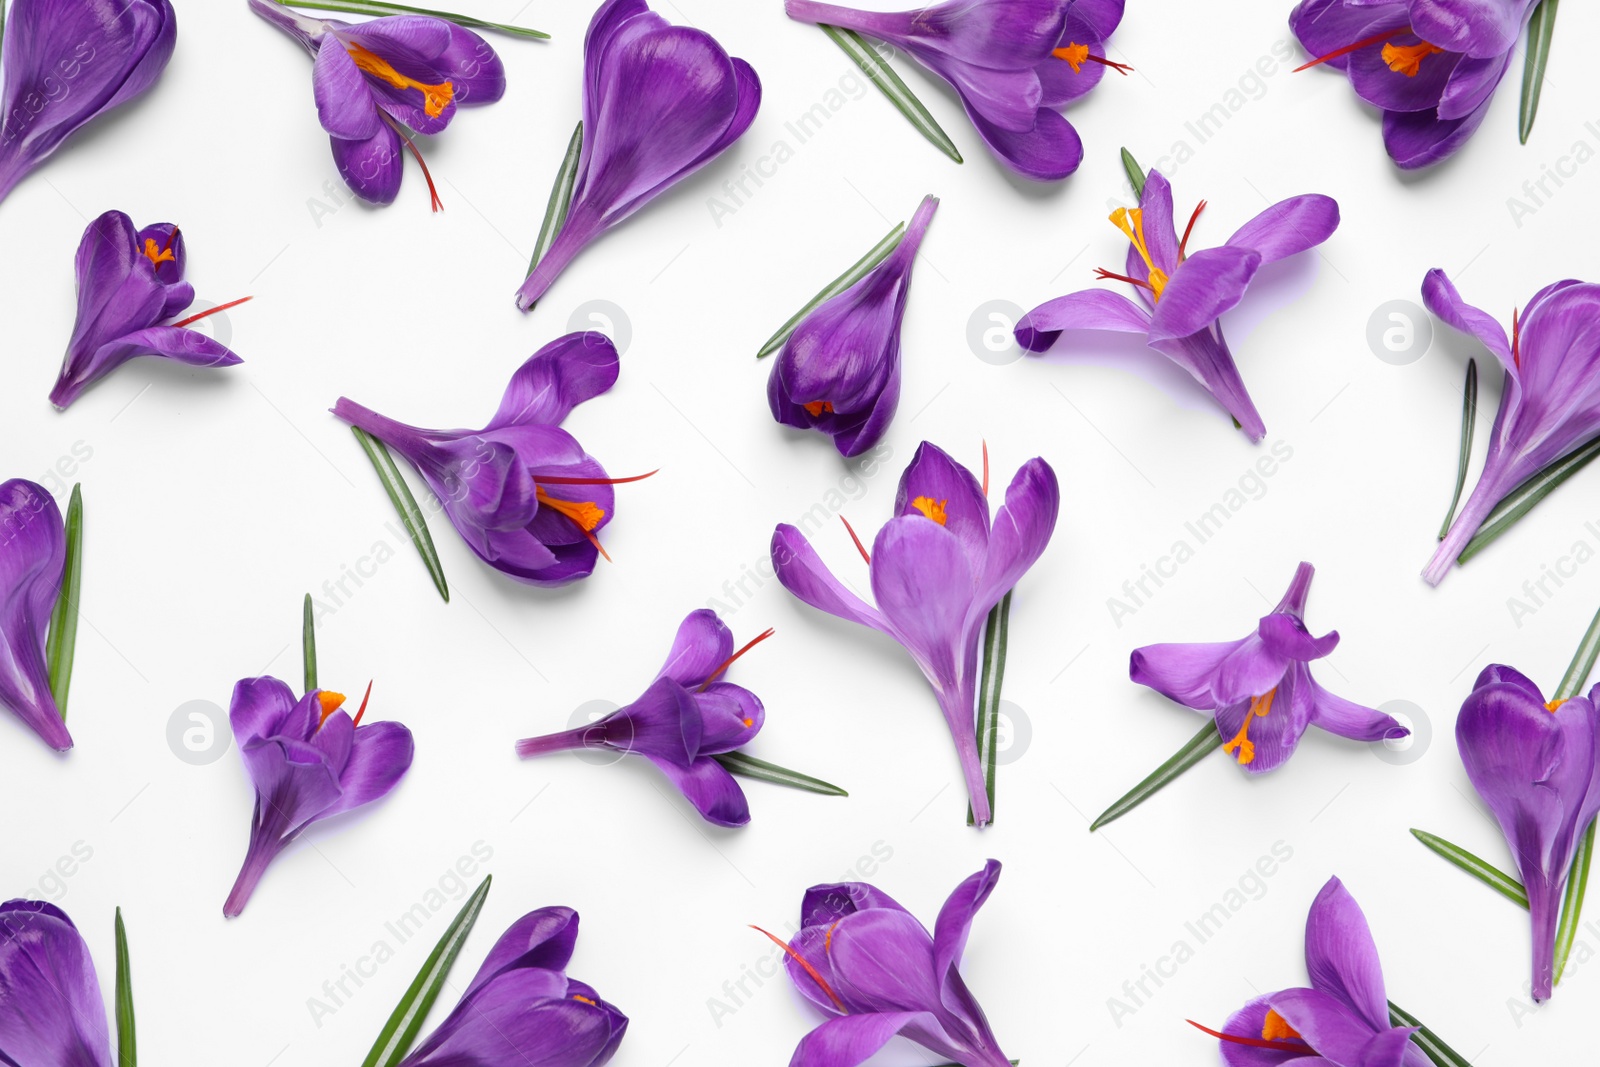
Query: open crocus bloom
xmin=771 ymin=443 xmax=1058 ymax=826
xmin=768 ymin=196 xmax=938 ymax=457
xmin=785 ymin=0 xmax=1127 ymax=180
xmin=0 ymin=0 xmax=176 ymax=208
xmin=1423 ymin=271 xmax=1600 ymax=585
xmin=0 ymin=479 xmax=72 ymax=751
xmin=397 ymin=907 xmax=628 ymax=1067
xmin=1456 ymin=665 xmax=1600 ymax=1001
xmin=766 ymin=860 xmax=1013 ymax=1067
xmin=1015 ymin=169 xmax=1338 ymax=440
xmin=516 ymin=610 xmax=770 ymax=827
xmin=0 ymin=900 xmax=113 ymax=1065
xmin=1130 ymin=562 xmax=1402 ymax=773
xmin=225 ymin=676 xmax=414 ymax=917
xmin=51 ymin=211 xmax=247 ymax=410
xmin=250 ymin=0 xmax=505 ymax=206
xmin=514 ymin=0 xmax=759 ymax=309
xmin=1197 ymin=877 xmax=1430 ymax=1067
xmin=1290 ymin=0 xmax=1535 ymax=168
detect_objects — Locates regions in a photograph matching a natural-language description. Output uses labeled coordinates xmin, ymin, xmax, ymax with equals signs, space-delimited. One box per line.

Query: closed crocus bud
xmin=0 ymin=478 xmax=72 ymax=751
xmin=0 ymin=900 xmax=115 ymax=1065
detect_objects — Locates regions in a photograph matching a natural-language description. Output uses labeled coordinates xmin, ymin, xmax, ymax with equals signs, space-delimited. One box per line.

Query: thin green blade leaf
xmin=1439 ymin=358 xmax=1477 ymax=539
xmin=1554 ymin=601 xmax=1600 ymax=700
xmin=526 ymin=121 xmax=583 ymax=286
xmin=820 ymin=26 xmax=962 ymax=163
xmin=114 ymin=908 xmax=135 ymax=1067
xmin=714 ymin=751 xmax=848 ymax=797
xmin=275 ymin=0 xmax=549 ymax=38
xmin=1388 ymin=1001 xmax=1474 ymax=1067
xmin=1555 ymin=821 xmax=1593 ymax=983
xmin=45 ymin=483 xmax=82 ymax=718
xmin=1091 ymin=720 xmax=1220 ymax=831
xmin=757 ymin=222 xmax=905 ymax=359
xmin=1518 ymin=0 xmax=1559 ymax=144
xmin=352 ymin=427 xmax=450 ymax=602
xmin=302 ymin=593 xmax=317 ymax=693
xmin=1457 ymin=433 xmax=1600 ymax=564
xmin=362 ymin=874 xmax=493 ymax=1067
xmin=968 ymin=591 xmax=1011 ymax=826
xmin=1120 ymin=147 xmax=1146 ymax=197
xmin=1410 ymin=829 xmax=1528 ymax=908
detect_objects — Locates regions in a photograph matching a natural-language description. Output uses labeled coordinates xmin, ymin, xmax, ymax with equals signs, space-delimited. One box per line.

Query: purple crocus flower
xmin=514 ymin=0 xmax=760 ymax=309
xmin=249 ymin=0 xmax=506 ymax=207
xmin=1194 ymin=877 xmax=1429 ymax=1067
xmin=225 ymin=676 xmax=414 ymax=917
xmin=763 ymin=859 xmax=1012 ymax=1067
xmin=397 ymin=906 xmax=627 ymax=1067
xmin=0 ymin=478 xmax=72 ymax=751
xmin=785 ymin=0 xmax=1127 ymax=180
xmin=1290 ymin=0 xmax=1535 ymax=169
xmin=1423 ymin=271 xmax=1600 ymax=585
xmin=0 ymin=899 xmax=113 ymax=1064
xmin=1456 ymin=664 xmax=1600 ymax=1001
xmin=50 ymin=210 xmax=248 ymax=410
xmin=516 ymin=610 xmax=771 ymax=827
xmin=768 ymin=196 xmax=937 ymax=457
xmin=334 ymin=331 xmax=643 ymax=586
xmin=1015 ymin=169 xmax=1339 ymax=441
xmin=771 ymin=443 xmax=1058 ymax=826
xmin=0 ymin=0 xmax=176 ymax=208
xmin=1130 ymin=562 xmax=1402 ymax=773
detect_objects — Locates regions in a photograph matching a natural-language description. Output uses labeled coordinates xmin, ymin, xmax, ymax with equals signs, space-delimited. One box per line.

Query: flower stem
xmin=1551 ymin=604 xmax=1600 ymax=984
xmin=223 ymin=833 xmax=280 ymax=918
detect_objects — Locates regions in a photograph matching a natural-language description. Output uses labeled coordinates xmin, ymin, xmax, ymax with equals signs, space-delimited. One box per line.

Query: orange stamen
xmin=841 ymin=515 xmax=871 ymax=564
xmin=1381 ymin=40 xmax=1444 ymax=76
xmin=1109 ymin=208 xmax=1168 ymax=299
xmin=352 ymin=680 xmax=373 ymax=727
xmin=317 ymin=690 xmax=347 ymax=726
xmin=751 ymin=925 xmax=845 ymax=1012
xmin=981 ymin=440 xmax=990 ymax=497
xmin=1179 ymin=200 xmax=1207 ymax=261
xmin=698 ymin=628 xmax=775 ymax=691
xmin=1188 ymin=1019 xmax=1309 ymax=1052
xmin=911 ymin=496 xmax=948 ymax=525
xmin=1547 ymin=699 xmax=1567 ymax=713
xmin=536 ymin=486 xmax=606 ymax=533
xmin=803 ymin=400 xmax=835 ymax=417
xmin=169 ymin=295 xmax=253 ymax=331
xmin=1293 ymin=28 xmax=1395 ymax=72
xmin=346 ymin=43 xmax=455 ymax=117
xmin=1222 ymin=689 xmax=1276 ymax=765
xmin=824 ymin=920 xmax=840 ymax=952
xmin=142 ymin=238 xmax=175 ymax=268
xmin=572 ymin=994 xmax=597 ymax=1006
xmin=1051 ymin=42 xmax=1133 ymax=75
xmin=1261 ymin=1010 xmax=1303 ymax=1043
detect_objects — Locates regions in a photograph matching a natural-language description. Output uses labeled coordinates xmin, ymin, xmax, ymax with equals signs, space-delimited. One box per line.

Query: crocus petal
xmin=771 ymin=524 xmax=890 ymax=634
xmin=1216 ymin=994 xmax=1307 ymax=1067
xmin=1420 ymin=267 xmax=1513 ymax=368
xmin=647 ymin=754 xmax=750 ymax=826
xmin=787 ymin=1011 xmax=946 ymax=1067
xmin=1303 ymin=877 xmax=1390 ymax=1031
xmin=656 ymin=609 xmax=734 ymax=689
xmin=1271 ymin=986 xmax=1384 ymax=1065
xmin=1137 ymin=169 xmax=1182 ymax=276
xmin=488 ymin=332 xmax=620 ymax=430
xmin=228 ymin=676 xmax=300 ymax=746
xmin=1257 ymin=613 xmax=1340 ymax=663
xmin=0 ymin=480 xmax=69 ymax=750
xmin=1034 ymin=49 xmax=1104 ymax=107
xmin=438 ymin=22 xmax=508 ymax=105
xmin=462 ymin=906 xmax=579 ymax=999
xmin=1014 ymin=288 xmax=1152 ymax=352
xmin=894 ymin=442 xmax=991 ymax=573
xmin=1437 ymin=50 xmax=1512 ymax=121
xmin=402 ymin=985 xmax=622 ymax=1067
xmin=1215 ymin=680 xmax=1311 ymax=774
xmin=828 ymin=906 xmax=944 ymax=1009
xmin=319 ymin=719 xmax=414 ymax=817
xmin=1410 ymin=0 xmax=1527 ymax=57
xmin=964 ymin=103 xmax=1084 ymax=182
xmin=1347 ymin=33 xmax=1462 ymax=113
xmin=1381 ymin=96 xmax=1494 ymax=170
xmin=969 ymin=457 xmax=1059 ymax=624
xmin=1149 ymin=246 xmax=1263 ymax=342
xmin=0 ymin=900 xmax=111 ymax=1066
xmin=313 ymin=38 xmax=384 ymax=139
xmin=1290 ymin=0 xmax=1403 ymax=72
xmin=694 ymin=682 xmax=763 ymax=753
xmin=869 ymin=517 xmax=974 ymax=688
xmin=1303 ymin=677 xmax=1402 ymax=743
xmin=931 ymin=860 xmax=1001 ymax=996
xmin=1130 ymin=637 xmax=1258 ymax=709
xmin=1226 ymin=195 xmax=1340 ymax=266
xmin=330 ymin=124 xmax=405 ymax=206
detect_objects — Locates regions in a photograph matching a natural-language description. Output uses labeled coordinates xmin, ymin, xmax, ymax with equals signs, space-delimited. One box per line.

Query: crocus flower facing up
xmin=1290 ymin=0 xmax=1535 ymax=169
xmin=516 ymin=610 xmax=771 ymax=827
xmin=249 ymin=0 xmax=506 ymax=207
xmin=0 ymin=899 xmax=115 ymax=1064
xmin=0 ymin=478 xmax=73 ymax=751
xmin=772 ymin=443 xmax=1058 ymax=826
xmin=1015 ymin=169 xmax=1339 ymax=441
xmin=335 ymin=332 xmax=645 ymax=586
xmin=761 ymin=860 xmax=1012 ymax=1067
xmin=785 ymin=0 xmax=1127 ymax=180
xmin=1194 ymin=877 xmax=1429 ymax=1067
xmin=1456 ymin=665 xmax=1600 ymax=1001
xmin=225 ymin=676 xmax=413 ymax=917
xmin=0 ymin=0 xmax=175 ymax=208
xmin=768 ymin=196 xmax=937 ymax=457
xmin=1423 ymin=270 xmax=1600 ymax=585
xmin=396 ymin=906 xmax=627 ymax=1067
xmin=1130 ymin=562 xmax=1403 ymax=773
xmin=50 ymin=211 xmax=248 ymax=410
xmin=514 ymin=0 xmax=760 ymax=309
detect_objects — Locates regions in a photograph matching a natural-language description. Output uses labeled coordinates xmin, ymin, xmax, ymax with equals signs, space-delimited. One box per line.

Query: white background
xmin=3 ymin=0 xmax=1599 ymax=1063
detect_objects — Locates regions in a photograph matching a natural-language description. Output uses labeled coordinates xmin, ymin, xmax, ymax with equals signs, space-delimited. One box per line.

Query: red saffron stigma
xmin=352 ymin=680 xmax=373 ymax=727
xmin=1292 ymin=29 xmax=1395 ymax=72
xmin=162 ymin=225 xmax=180 ymax=254
xmin=699 ymin=628 xmax=775 ymax=691
xmin=1086 ymin=53 xmax=1134 ymax=75
xmin=582 ymin=527 xmax=613 ymax=564
xmin=1186 ymin=1020 xmax=1308 ymax=1052
xmin=1179 ymin=200 xmax=1207 ymax=261
xmin=981 ymin=440 xmax=990 ymax=497
xmin=169 ymin=295 xmax=254 ymax=330
xmin=535 ymin=470 xmax=659 ymax=486
xmin=750 ymin=925 xmax=845 ymax=1012
xmin=387 ymin=117 xmax=443 ymax=212
xmin=1094 ymin=267 xmax=1156 ymax=292
xmin=1512 ymin=306 xmax=1521 ymax=369
xmin=840 ymin=515 xmax=871 ymax=564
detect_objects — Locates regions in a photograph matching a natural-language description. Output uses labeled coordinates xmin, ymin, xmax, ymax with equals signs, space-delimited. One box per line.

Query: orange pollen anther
xmin=317 ymin=690 xmax=347 ymax=725
xmin=143 ymin=238 xmax=175 ymax=267
xmin=536 ymin=486 xmax=605 ymax=533
xmin=1222 ymin=689 xmax=1276 ymax=765
xmin=1381 ymin=40 xmax=1444 ymax=77
xmin=824 ymin=920 xmax=840 ymax=952
xmin=912 ymin=496 xmax=948 ymax=525
xmin=1547 ymin=699 xmax=1568 ymax=713
xmin=1109 ymin=208 xmax=1168 ymax=299
xmin=346 ymin=43 xmax=455 ymax=117
xmin=1261 ymin=1010 xmax=1303 ymax=1043
xmin=1051 ymin=42 xmax=1133 ymax=75
xmin=572 ymin=994 xmax=597 ymax=1006
xmin=803 ymin=400 xmax=835 ymax=417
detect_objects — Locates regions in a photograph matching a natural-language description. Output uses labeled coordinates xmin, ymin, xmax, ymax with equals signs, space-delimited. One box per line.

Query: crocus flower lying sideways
xmin=0 ymin=478 xmax=73 ymax=751
xmin=0 ymin=0 xmax=175 ymax=208
xmin=1131 ymin=562 xmax=1403 ymax=772
xmin=334 ymin=332 xmax=641 ymax=586
xmin=772 ymin=443 xmax=1058 ymax=826
xmin=396 ymin=906 xmax=628 ymax=1067
xmin=0 ymin=900 xmax=117 ymax=1063
xmin=517 ymin=610 xmax=771 ymax=826
xmin=1194 ymin=877 xmax=1430 ymax=1066
xmin=249 ymin=0 xmax=506 ymax=206
xmin=786 ymin=0 xmax=1127 ymax=180
xmin=51 ymin=211 xmax=248 ymax=410
xmin=1015 ymin=170 xmax=1339 ymax=440
xmin=763 ymin=859 xmax=1013 ymax=1067
xmin=1423 ymin=271 xmax=1600 ymax=585
xmin=514 ymin=0 xmax=759 ymax=309
xmin=225 ymin=676 xmax=413 ymax=917
xmin=768 ymin=196 xmax=938 ymax=457
xmin=1291 ymin=0 xmax=1533 ymax=169
xmin=1456 ymin=665 xmax=1600 ymax=1001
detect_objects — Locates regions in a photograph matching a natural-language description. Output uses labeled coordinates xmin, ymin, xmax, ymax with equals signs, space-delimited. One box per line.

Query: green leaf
xmin=1439 ymin=359 xmax=1477 ymax=539
xmin=968 ymin=591 xmax=1011 ymax=826
xmin=1120 ymin=147 xmax=1146 ymax=198
xmin=1410 ymin=829 xmax=1528 ymax=908
xmin=1553 ymin=601 xmax=1600 ymax=701
xmin=114 ymin=908 xmax=135 ymax=1067
xmin=526 ymin=120 xmax=583 ymax=288
xmin=302 ymin=593 xmax=317 ymax=694
xmin=1091 ymin=720 xmax=1220 ymax=831
xmin=1518 ymin=0 xmax=1560 ymax=144
xmin=1388 ymin=1001 xmax=1474 ymax=1067
xmin=819 ymin=25 xmax=962 ymax=163
xmin=45 ymin=483 xmax=82 ymax=718
xmin=1456 ymin=434 xmax=1600 ymax=564
xmin=713 ymin=751 xmax=848 ymax=797
xmin=1555 ymin=821 xmax=1593 ymax=983
xmin=274 ymin=0 xmax=549 ymax=38
xmin=352 ymin=427 xmax=450 ymax=602
xmin=362 ymin=874 xmax=493 ymax=1067
xmin=757 ymin=222 xmax=905 ymax=359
